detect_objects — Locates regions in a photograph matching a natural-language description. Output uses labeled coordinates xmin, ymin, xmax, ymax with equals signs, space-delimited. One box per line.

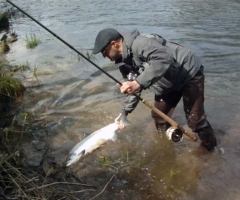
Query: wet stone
xmin=32 ymin=140 xmax=47 ymax=151
xmin=21 ymin=140 xmax=46 ymax=167
xmin=0 ymin=114 xmax=15 ymax=128
xmin=24 ymin=150 xmax=45 ymax=167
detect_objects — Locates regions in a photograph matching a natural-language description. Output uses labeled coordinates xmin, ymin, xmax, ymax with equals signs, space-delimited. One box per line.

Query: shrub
xmin=0 ymin=12 xmax=9 ymax=29
xmin=0 ymin=76 xmax=25 ymax=112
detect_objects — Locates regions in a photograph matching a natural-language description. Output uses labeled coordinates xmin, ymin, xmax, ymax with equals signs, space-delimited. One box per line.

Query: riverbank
xmin=0 ymin=10 xmax=95 ymax=199
xmin=0 ymin=8 xmax=123 ymax=199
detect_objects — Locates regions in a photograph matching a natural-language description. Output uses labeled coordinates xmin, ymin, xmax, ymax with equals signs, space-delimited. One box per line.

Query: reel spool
xmin=166 ymin=127 xmax=183 ymax=142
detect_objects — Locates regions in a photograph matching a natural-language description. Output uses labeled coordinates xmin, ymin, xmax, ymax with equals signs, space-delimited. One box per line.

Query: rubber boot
xmin=196 ymin=125 xmax=217 ymax=151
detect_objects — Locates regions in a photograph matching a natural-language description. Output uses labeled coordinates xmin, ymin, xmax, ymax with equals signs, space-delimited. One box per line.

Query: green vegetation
xmin=16 ymin=61 xmax=30 ymax=71
xmin=77 ymin=50 xmax=96 ymax=62
xmin=169 ymin=169 xmax=180 ymax=179
xmin=0 ymin=12 xmax=8 ymax=22
xmin=0 ymin=76 xmax=25 ymax=112
xmin=32 ymin=64 xmax=41 ymax=84
xmin=0 ymin=60 xmax=30 ymax=77
xmin=0 ymin=60 xmax=9 ymax=75
xmin=98 ymin=155 xmax=111 ymax=168
xmin=0 ymin=12 xmax=9 ymax=28
xmin=86 ymin=50 xmax=96 ymax=61
xmin=0 ymin=151 xmax=96 ymax=199
xmin=25 ymin=34 xmax=41 ymax=49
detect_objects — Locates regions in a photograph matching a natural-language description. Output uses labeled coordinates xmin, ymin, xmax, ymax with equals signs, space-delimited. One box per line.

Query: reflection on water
xmin=2 ymin=0 xmax=240 ymax=199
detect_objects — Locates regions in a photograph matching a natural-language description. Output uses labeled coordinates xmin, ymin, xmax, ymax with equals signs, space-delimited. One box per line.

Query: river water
xmin=2 ymin=0 xmax=240 ymax=199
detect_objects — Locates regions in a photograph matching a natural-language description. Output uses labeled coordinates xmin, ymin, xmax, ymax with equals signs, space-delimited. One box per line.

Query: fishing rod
xmin=7 ymin=0 xmax=197 ymax=142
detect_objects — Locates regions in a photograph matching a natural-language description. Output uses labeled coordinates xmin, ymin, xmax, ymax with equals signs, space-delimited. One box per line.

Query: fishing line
xmin=9 ymin=4 xmax=131 ymax=123
xmin=6 ymin=3 xmax=149 ymax=141
xmin=6 ymin=0 xmax=121 ymax=85
xmin=6 ymin=0 xmax=197 ymax=141
xmin=9 ymin=4 xmax=118 ymax=87
xmin=12 ymin=13 xmax=113 ymax=89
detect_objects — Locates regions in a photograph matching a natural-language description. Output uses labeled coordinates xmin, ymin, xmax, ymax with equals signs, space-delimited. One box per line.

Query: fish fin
xmin=83 ymin=132 xmax=90 ymax=137
xmin=111 ymin=133 xmax=117 ymax=141
xmin=120 ymin=119 xmax=131 ymax=126
xmin=78 ymin=150 xmax=85 ymax=156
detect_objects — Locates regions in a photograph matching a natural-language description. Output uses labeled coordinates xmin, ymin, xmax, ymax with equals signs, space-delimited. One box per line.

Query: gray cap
xmin=92 ymin=28 xmax=121 ymax=54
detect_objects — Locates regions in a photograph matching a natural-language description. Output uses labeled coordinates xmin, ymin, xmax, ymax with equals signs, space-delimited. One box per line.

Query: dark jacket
xmin=115 ymin=29 xmax=202 ymax=114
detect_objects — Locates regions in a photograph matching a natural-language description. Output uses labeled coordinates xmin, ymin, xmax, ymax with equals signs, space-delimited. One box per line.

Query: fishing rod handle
xmin=141 ymin=99 xmax=197 ymax=141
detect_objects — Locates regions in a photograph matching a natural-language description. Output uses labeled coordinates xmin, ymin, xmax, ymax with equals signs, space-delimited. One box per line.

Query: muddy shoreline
xmin=0 ymin=10 xmax=99 ymax=199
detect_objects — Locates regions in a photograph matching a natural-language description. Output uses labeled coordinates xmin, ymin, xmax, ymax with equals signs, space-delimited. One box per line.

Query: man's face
xmin=101 ymin=41 xmax=122 ymax=61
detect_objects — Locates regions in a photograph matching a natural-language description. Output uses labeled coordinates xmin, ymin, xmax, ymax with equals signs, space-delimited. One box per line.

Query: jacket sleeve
xmin=132 ymin=36 xmax=175 ymax=89
xmin=115 ymin=60 xmax=141 ymax=114
xmin=122 ymin=91 xmax=141 ymax=114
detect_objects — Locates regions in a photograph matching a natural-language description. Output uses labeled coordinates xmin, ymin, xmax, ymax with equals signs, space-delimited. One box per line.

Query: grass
xmin=78 ymin=51 xmax=96 ymax=62
xmin=169 ymin=169 xmax=180 ymax=178
xmin=25 ymin=34 xmax=41 ymax=49
xmin=0 ymin=151 xmax=96 ymax=199
xmin=86 ymin=51 xmax=96 ymax=61
xmin=32 ymin=64 xmax=41 ymax=84
xmin=98 ymin=155 xmax=111 ymax=169
xmin=0 ymin=76 xmax=25 ymax=111
xmin=0 ymin=12 xmax=9 ymax=28
xmin=0 ymin=61 xmax=30 ymax=78
xmin=17 ymin=61 xmax=30 ymax=71
xmin=0 ymin=61 xmax=9 ymax=75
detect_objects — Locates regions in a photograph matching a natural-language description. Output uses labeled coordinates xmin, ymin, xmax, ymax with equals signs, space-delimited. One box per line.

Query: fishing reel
xmin=166 ymin=127 xmax=183 ymax=142
xmin=127 ymin=72 xmax=138 ymax=81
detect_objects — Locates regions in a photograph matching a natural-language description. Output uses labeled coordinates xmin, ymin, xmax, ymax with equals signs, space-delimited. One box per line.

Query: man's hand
xmin=115 ymin=113 xmax=126 ymax=130
xmin=117 ymin=81 xmax=140 ymax=95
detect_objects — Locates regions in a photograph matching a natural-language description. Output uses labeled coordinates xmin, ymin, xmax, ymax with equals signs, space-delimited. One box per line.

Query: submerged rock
xmin=0 ymin=40 xmax=10 ymax=53
xmin=0 ymin=32 xmax=18 ymax=53
xmin=7 ymin=34 xmax=18 ymax=43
